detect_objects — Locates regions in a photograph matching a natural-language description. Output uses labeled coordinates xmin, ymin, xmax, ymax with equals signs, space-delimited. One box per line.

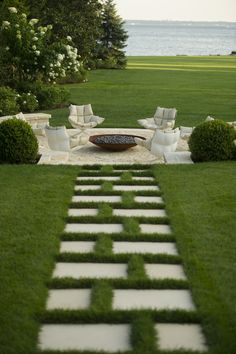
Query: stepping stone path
xmin=38 ymin=167 xmax=208 ymax=353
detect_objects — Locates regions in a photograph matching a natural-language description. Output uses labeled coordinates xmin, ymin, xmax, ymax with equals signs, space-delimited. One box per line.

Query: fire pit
xmin=89 ymin=134 xmax=146 ymax=151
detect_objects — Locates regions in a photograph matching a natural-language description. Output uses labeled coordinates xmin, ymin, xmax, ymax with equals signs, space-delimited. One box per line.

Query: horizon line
xmin=124 ymin=19 xmax=236 ymax=23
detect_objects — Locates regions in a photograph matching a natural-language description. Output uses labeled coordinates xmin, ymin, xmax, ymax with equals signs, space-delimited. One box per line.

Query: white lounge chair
xmin=45 ymin=125 xmax=80 ymax=152
xmin=135 ymin=127 xmax=180 ymax=157
xmin=68 ymin=104 xmax=105 ymax=144
xmin=138 ymin=106 xmax=177 ymax=130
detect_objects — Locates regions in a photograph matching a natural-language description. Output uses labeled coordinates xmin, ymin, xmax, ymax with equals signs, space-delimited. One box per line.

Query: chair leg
xmin=70 ymin=128 xmax=89 ymax=145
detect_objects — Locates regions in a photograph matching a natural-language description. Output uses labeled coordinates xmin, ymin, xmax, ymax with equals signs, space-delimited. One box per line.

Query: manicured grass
xmin=0 ymin=166 xmax=77 ymax=354
xmin=155 ymin=162 xmax=236 ymax=353
xmin=45 ymin=56 xmax=236 ymax=128
xmin=0 ymin=163 xmax=236 ymax=353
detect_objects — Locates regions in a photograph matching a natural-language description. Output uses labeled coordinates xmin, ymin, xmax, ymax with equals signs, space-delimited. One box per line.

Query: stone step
xmin=113 ymin=209 xmax=166 ymax=217
xmin=74 ymin=185 xmax=101 ymax=191
xmin=68 ymin=208 xmax=166 ymax=217
xmin=132 ymin=177 xmax=154 ymax=181
xmin=114 ymin=169 xmax=148 ymax=172
xmin=68 ymin=208 xmax=98 ymax=216
xmin=113 ymin=289 xmax=195 ymax=310
xmin=134 ymin=196 xmax=164 ymax=204
xmin=72 ymin=195 xmax=122 ymax=203
xmin=140 ymin=224 xmax=171 ymax=234
xmin=113 ymin=242 xmax=178 ymax=255
xmin=64 ymin=223 xmax=123 ymax=234
xmin=155 ymin=324 xmax=208 ymax=351
xmin=77 ymin=176 xmax=120 ymax=181
xmin=53 ymin=263 xmax=127 ymax=279
xmin=38 ymin=324 xmax=131 ymax=352
xmin=113 ymin=185 xmax=159 ymax=191
xmin=145 ymin=264 xmax=187 ymax=280
xmin=60 ymin=241 xmax=95 ymax=253
xmin=46 ymin=289 xmax=91 ymax=310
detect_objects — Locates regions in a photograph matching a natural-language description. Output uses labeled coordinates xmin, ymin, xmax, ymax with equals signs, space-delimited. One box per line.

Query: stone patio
xmin=37 ymin=128 xmax=189 ymax=165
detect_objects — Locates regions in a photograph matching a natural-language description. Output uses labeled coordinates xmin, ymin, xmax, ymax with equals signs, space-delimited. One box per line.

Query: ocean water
xmin=124 ymin=20 xmax=236 ymax=56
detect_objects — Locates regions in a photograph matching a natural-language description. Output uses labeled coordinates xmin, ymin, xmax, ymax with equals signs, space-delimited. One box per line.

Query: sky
xmin=114 ymin=0 xmax=236 ymax=22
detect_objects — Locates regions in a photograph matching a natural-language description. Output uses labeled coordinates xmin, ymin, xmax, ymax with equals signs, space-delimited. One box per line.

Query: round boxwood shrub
xmin=0 ymin=118 xmax=38 ymax=164
xmin=189 ymin=119 xmax=236 ymax=162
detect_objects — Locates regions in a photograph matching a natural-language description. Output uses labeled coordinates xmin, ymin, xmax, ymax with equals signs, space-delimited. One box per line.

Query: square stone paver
xmin=113 ymin=289 xmax=195 ymax=310
xmin=68 ymin=208 xmax=98 ymax=216
xmin=38 ymin=324 xmax=131 ymax=352
xmin=46 ymin=289 xmax=91 ymax=310
xmin=113 ymin=209 xmax=166 ymax=217
xmin=145 ymin=264 xmax=187 ymax=280
xmin=140 ymin=224 xmax=171 ymax=234
xmin=60 ymin=241 xmax=95 ymax=253
xmin=134 ymin=196 xmax=164 ymax=204
xmin=77 ymin=176 xmax=120 ymax=181
xmin=64 ymin=223 xmax=123 ymax=234
xmin=72 ymin=196 xmax=121 ymax=203
xmin=113 ymin=242 xmax=178 ymax=255
xmin=113 ymin=185 xmax=159 ymax=191
xmin=155 ymin=324 xmax=208 ymax=351
xmin=53 ymin=263 xmax=127 ymax=279
xmin=74 ymin=185 xmax=101 ymax=191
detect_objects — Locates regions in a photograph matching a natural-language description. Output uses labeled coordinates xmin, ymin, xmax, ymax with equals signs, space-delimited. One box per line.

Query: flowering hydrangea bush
xmin=16 ymin=92 xmax=39 ymax=112
xmin=0 ymin=7 xmax=81 ymax=85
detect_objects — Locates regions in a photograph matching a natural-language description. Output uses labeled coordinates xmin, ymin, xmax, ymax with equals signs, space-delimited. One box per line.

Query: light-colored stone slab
xmin=65 ymin=223 xmax=123 ymax=234
xmin=113 ymin=185 xmax=159 ymax=191
xmin=113 ymin=242 xmax=178 ymax=255
xmin=77 ymin=176 xmax=120 ymax=181
xmin=74 ymin=185 xmax=101 ymax=191
xmin=164 ymin=151 xmax=194 ymax=164
xmin=135 ymin=196 xmax=164 ymax=204
xmin=113 ymin=209 xmax=166 ymax=217
xmin=155 ymin=324 xmax=208 ymax=351
xmin=68 ymin=208 xmax=98 ymax=216
xmin=60 ymin=241 xmax=95 ymax=253
xmin=46 ymin=289 xmax=91 ymax=310
xmin=53 ymin=263 xmax=127 ymax=279
xmin=38 ymin=324 xmax=131 ymax=352
xmin=132 ymin=177 xmax=154 ymax=181
xmin=72 ymin=195 xmax=121 ymax=203
xmin=140 ymin=224 xmax=171 ymax=234
xmin=145 ymin=264 xmax=187 ymax=280
xmin=114 ymin=169 xmax=147 ymax=172
xmin=114 ymin=290 xmax=195 ymax=310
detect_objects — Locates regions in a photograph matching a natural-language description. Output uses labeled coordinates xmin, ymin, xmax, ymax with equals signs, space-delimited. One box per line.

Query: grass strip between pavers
xmin=69 ymin=202 xmax=166 ymax=209
xmin=40 ymin=309 xmax=199 ymax=324
xmin=56 ymin=253 xmax=181 ymax=264
xmin=49 ymin=278 xmax=189 ymax=290
xmin=61 ymin=232 xmax=175 ymax=242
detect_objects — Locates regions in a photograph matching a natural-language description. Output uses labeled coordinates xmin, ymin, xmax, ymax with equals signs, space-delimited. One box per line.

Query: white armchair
xmin=68 ymin=104 xmax=105 ymax=144
xmin=135 ymin=128 xmax=180 ymax=157
xmin=45 ymin=125 xmax=80 ymax=152
xmin=138 ymin=106 xmax=177 ymax=130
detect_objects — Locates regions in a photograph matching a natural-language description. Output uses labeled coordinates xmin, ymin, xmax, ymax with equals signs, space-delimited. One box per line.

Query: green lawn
xmin=46 ymin=56 xmax=236 ymax=128
xmin=0 ymin=56 xmax=236 ymax=354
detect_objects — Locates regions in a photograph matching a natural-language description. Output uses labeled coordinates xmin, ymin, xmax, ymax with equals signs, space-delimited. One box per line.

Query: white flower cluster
xmin=8 ymin=7 xmax=17 ymax=14
xmin=65 ymin=44 xmax=80 ymax=72
xmin=2 ymin=21 xmax=10 ymax=29
xmin=29 ymin=19 xmax=39 ymax=26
